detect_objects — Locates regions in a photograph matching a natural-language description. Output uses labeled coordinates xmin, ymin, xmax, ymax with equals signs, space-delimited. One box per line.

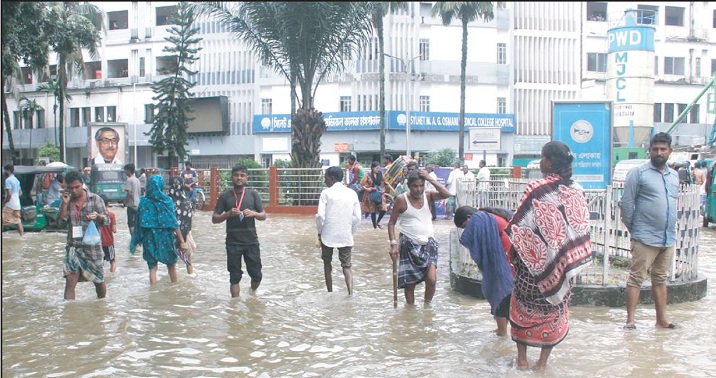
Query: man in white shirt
xmin=316 ymin=166 xmax=362 ymax=295
xmin=3 ymin=164 xmax=24 ymax=236
xmin=445 ymin=161 xmax=464 ymax=220
xmin=476 ymin=160 xmax=491 ymax=208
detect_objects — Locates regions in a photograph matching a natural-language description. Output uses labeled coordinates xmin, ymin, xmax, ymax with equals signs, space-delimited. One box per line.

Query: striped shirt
xmin=66 ymin=190 xmax=109 ymax=260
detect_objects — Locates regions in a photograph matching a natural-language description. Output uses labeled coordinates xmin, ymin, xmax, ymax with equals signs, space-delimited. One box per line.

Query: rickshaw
xmin=2 ymin=164 xmax=77 ymax=232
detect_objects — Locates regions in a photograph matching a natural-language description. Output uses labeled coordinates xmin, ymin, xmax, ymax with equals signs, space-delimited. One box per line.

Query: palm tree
xmin=194 ymin=2 xmax=374 ymax=169
xmin=368 ymin=2 xmax=409 ymax=159
xmin=45 ymin=2 xmax=102 ymax=162
xmin=37 ymin=79 xmax=71 ymax=146
xmin=431 ymin=2 xmax=498 ymax=162
xmin=1 ymin=2 xmax=49 ymax=163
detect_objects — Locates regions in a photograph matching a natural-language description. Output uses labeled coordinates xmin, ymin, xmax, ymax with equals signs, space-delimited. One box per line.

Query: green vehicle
xmin=2 ymin=164 xmax=76 ymax=232
xmin=90 ymin=164 xmax=127 ymax=204
xmin=703 ymin=161 xmax=716 ymax=227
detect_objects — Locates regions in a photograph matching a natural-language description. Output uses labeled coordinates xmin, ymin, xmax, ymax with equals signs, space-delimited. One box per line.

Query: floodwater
xmin=2 ymin=208 xmax=715 ymax=378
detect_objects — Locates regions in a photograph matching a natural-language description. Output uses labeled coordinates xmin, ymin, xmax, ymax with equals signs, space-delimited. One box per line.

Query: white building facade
xmin=3 ymin=2 xmax=715 ymax=169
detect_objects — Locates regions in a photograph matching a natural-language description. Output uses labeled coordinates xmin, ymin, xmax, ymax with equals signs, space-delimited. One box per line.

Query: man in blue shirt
xmin=620 ymin=132 xmax=679 ymax=330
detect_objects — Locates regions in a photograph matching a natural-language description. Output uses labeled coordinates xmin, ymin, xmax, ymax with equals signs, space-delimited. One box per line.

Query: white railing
xmin=452 ymin=179 xmax=702 ymax=286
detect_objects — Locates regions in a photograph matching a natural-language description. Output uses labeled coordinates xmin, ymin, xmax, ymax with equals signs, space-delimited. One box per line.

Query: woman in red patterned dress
xmin=505 ymin=141 xmax=592 ymax=371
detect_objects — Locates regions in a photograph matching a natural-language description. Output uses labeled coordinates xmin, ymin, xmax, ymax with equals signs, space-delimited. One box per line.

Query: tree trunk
xmin=1 ymin=75 xmax=16 ymax=163
xmin=377 ymin=10 xmax=386 ymax=159
xmin=458 ymin=17 xmax=468 ymax=162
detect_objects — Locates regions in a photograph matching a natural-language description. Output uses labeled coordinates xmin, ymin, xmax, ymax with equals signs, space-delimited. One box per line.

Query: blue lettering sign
xmin=607 ymin=26 xmax=655 ymax=52
xmin=388 ymin=111 xmax=515 ymax=133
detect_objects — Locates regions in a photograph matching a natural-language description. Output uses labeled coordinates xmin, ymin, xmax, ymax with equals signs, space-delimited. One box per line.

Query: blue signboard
xmin=388 ymin=111 xmax=515 ymax=133
xmin=253 ymin=111 xmax=383 ymax=133
xmin=607 ymin=26 xmax=655 ymax=52
xmin=253 ymin=111 xmax=516 ymax=133
xmin=552 ymin=102 xmax=612 ymax=190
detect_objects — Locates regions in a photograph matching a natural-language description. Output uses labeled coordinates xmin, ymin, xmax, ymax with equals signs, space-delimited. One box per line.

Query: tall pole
xmin=385 ymin=53 xmax=421 ymax=158
xmin=133 ymin=83 xmax=138 ymax=167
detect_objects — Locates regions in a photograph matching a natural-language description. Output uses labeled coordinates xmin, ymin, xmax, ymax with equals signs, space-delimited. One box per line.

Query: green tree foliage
xmin=38 ymin=141 xmax=60 ymax=162
xmin=431 ymin=2 xmax=498 ymax=162
xmin=45 ymin=1 xmax=103 ymax=162
xmin=195 ymin=2 xmax=373 ymax=169
xmin=1 ymin=2 xmax=50 ymax=162
xmin=425 ymin=148 xmax=458 ymax=167
xmin=149 ymin=2 xmax=202 ymax=169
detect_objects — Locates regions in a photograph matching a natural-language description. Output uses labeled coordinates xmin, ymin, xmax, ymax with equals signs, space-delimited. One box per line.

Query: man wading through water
xmin=213 ymin=165 xmax=267 ymax=298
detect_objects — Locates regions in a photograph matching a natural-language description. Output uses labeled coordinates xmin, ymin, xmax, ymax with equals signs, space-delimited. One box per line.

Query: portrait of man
xmin=91 ymin=126 xmax=124 ymax=165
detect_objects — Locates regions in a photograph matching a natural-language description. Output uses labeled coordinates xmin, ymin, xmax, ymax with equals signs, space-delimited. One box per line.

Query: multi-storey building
xmin=3 ymin=2 xmax=714 ymax=170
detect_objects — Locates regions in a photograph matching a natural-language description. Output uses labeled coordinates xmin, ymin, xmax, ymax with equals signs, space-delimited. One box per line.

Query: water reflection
xmin=2 ymin=209 xmax=715 ymax=377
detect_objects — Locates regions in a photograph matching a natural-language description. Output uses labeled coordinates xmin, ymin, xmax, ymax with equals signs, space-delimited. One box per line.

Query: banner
xmin=88 ymin=123 xmax=127 ymax=166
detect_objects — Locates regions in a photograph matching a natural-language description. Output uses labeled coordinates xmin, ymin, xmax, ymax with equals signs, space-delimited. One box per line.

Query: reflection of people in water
xmin=92 ymin=127 xmax=123 ymax=165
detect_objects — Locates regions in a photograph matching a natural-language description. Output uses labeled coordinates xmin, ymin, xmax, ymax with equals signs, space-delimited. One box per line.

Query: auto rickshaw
xmin=90 ymin=164 xmax=127 ymax=204
xmin=2 ymin=164 xmax=76 ymax=232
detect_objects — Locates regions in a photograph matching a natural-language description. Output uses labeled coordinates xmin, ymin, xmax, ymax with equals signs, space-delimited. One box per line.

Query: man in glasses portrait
xmin=92 ymin=127 xmax=123 ymax=165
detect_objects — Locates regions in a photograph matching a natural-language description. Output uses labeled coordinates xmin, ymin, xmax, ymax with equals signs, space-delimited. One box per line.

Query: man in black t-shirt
xmin=212 ymin=165 xmax=267 ymax=297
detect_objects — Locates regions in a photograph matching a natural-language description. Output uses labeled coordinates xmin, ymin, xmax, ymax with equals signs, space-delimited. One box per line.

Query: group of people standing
xmin=452 ymin=135 xmax=681 ymax=371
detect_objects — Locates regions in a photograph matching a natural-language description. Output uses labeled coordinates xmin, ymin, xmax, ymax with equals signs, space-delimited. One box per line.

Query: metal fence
xmin=452 ymin=178 xmax=702 ymax=286
xmin=210 ymin=168 xmax=325 ymax=206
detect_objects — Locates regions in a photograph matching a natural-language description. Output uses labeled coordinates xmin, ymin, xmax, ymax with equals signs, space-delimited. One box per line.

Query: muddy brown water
xmin=2 ymin=208 xmax=715 ymax=377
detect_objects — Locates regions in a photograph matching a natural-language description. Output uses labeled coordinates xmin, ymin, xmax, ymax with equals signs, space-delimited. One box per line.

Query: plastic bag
xmin=82 ymin=220 xmax=102 ymax=246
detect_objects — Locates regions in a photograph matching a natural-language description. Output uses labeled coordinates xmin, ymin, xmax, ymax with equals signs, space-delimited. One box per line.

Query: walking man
xmin=59 ymin=170 xmax=110 ymax=300
xmin=316 ymin=166 xmax=361 ymax=295
xmin=387 ymin=169 xmax=451 ymax=305
xmin=445 ymin=161 xmax=464 ymax=220
xmin=122 ymin=163 xmax=141 ymax=236
xmin=3 ymin=164 xmax=25 ymax=236
xmin=620 ymin=132 xmax=679 ymax=330
xmin=213 ymin=165 xmax=267 ymax=298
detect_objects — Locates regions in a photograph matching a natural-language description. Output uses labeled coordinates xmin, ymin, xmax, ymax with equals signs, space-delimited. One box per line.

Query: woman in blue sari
xmin=130 ymin=175 xmax=188 ymax=284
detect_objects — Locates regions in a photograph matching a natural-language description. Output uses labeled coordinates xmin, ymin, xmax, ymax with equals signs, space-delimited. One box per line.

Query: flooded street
xmin=3 ymin=207 xmax=716 ymax=377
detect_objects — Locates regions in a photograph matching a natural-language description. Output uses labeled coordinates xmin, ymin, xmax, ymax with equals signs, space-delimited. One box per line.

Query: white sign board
xmin=468 ymin=127 xmax=501 ymax=151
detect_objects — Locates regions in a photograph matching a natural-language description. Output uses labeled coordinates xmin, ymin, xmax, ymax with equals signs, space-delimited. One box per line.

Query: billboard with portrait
xmin=88 ymin=123 xmax=128 ymax=166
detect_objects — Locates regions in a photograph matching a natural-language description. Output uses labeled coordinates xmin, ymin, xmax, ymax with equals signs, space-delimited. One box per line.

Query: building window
xmin=419 ymin=39 xmax=430 ymax=61
xmin=637 ymin=5 xmax=658 ymax=25
xmin=70 ymin=108 xmax=80 ymax=127
xmin=497 ymin=43 xmax=507 ymax=65
xmin=139 ymin=57 xmax=145 ymax=77
xmin=664 ymin=57 xmax=685 ymax=75
xmin=261 ymin=98 xmax=272 ymax=114
xmin=654 ymin=56 xmax=659 ymax=75
xmin=108 ymin=10 xmax=129 ymax=30
xmin=36 ymin=109 xmax=45 ymax=128
xmin=497 ymin=97 xmax=506 ymax=114
xmin=677 ymin=103 xmax=687 ymax=120
xmin=13 ymin=111 xmax=21 ymax=129
xmin=156 ymin=6 xmax=177 ymax=26
xmin=340 ymin=96 xmax=351 ymax=112
xmin=689 ymin=104 xmax=700 ymax=123
xmin=144 ymin=104 xmax=155 ymax=124
xmin=95 ymin=107 xmax=105 ymax=122
xmin=653 ymin=103 xmax=662 ymax=123
xmin=106 ymin=106 xmax=116 ymax=122
xmin=664 ymin=6 xmax=684 ymax=26
xmin=419 ymin=96 xmax=430 ymax=112
xmin=587 ymin=2 xmax=607 ymax=21
xmin=695 ymin=57 xmax=701 ymax=78
xmin=587 ymin=53 xmax=607 ymax=72
xmin=712 ymin=59 xmax=716 ymax=76
xmin=713 ymin=10 xmax=716 ymax=28
xmin=82 ymin=107 xmax=91 ymax=126
xmin=664 ymin=103 xmax=674 ymax=123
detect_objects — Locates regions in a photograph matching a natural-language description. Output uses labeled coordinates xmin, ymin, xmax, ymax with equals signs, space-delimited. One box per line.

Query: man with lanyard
xmin=59 ymin=170 xmax=109 ymax=300
xmin=212 ymin=165 xmax=267 ymax=298
xmin=182 ymin=162 xmax=198 ymax=203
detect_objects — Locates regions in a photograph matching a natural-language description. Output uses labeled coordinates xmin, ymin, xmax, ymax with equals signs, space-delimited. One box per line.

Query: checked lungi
xmin=397 ymin=233 xmax=439 ymax=288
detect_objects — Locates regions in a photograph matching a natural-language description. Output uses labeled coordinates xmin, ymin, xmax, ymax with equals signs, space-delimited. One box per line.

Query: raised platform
xmin=450 ymin=270 xmax=708 ymax=307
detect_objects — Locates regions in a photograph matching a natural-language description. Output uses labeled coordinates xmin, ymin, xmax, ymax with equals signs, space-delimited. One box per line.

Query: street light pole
xmin=385 ymin=53 xmax=422 ymax=158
